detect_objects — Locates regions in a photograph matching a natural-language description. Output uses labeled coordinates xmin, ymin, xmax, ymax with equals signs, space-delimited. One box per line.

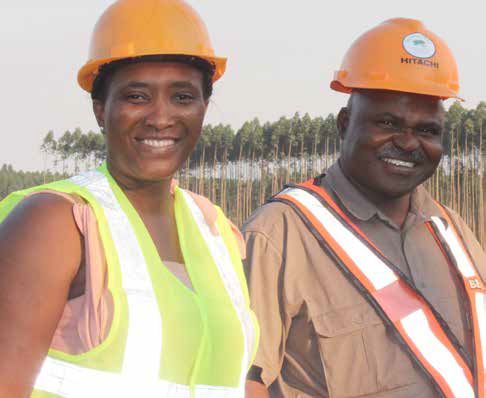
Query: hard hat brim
xmin=78 ymin=54 xmax=227 ymax=93
xmin=330 ymin=79 xmax=464 ymax=102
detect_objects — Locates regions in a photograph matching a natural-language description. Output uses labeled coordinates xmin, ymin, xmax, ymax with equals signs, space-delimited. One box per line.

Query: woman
xmin=0 ymin=0 xmax=258 ymax=396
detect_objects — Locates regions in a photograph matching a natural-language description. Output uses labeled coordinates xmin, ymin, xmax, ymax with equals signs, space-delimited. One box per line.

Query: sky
xmin=1 ymin=1 xmax=486 ymax=171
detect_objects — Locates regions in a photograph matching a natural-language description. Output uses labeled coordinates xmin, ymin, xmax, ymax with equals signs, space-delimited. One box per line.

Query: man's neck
xmin=374 ymin=194 xmax=412 ymax=229
xmin=339 ymin=168 xmax=412 ymax=228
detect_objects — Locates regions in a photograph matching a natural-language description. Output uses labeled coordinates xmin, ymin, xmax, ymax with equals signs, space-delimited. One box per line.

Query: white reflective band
xmin=68 ymin=171 xmax=162 ymax=381
xmin=35 ymin=357 xmax=239 ymax=397
xmin=430 ymin=217 xmax=476 ymax=278
xmin=281 ymin=188 xmax=397 ymax=290
xmin=34 ymin=172 xmax=250 ymax=397
xmin=193 ymin=385 xmax=241 ymax=398
xmin=281 ymin=187 xmax=480 ymax=397
xmin=181 ymin=190 xmax=253 ymax=396
xmin=35 ymin=171 xmax=162 ymax=395
xmin=401 ymin=311 xmax=475 ymax=398
xmin=432 ymin=215 xmax=486 ymax=391
xmin=35 ymin=357 xmax=114 ymax=397
xmin=476 ymin=293 xmax=486 ymax=367
xmin=35 ymin=356 xmax=171 ymax=397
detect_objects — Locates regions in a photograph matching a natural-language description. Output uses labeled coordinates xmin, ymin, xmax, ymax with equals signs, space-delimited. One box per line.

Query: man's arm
xmin=242 ymin=209 xmax=289 ymax=396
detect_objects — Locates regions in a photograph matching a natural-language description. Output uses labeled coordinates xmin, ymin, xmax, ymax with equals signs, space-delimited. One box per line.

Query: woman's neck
xmin=108 ymin=165 xmax=174 ymax=215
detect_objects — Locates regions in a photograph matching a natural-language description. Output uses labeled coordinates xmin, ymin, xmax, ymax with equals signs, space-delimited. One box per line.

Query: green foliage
xmin=444 ymin=101 xmax=486 ymax=150
xmin=3 ymin=102 xmax=486 ymax=203
xmin=0 ymin=165 xmax=67 ymax=200
xmin=40 ymin=129 xmax=106 ymax=174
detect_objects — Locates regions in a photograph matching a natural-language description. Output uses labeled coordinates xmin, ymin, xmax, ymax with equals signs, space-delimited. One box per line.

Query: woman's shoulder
xmin=0 ymin=190 xmax=85 ymax=268
xmin=6 ymin=190 xmax=79 ymax=227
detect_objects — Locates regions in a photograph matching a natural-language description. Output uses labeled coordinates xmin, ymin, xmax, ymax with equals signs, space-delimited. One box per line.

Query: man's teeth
xmin=141 ymin=139 xmax=175 ymax=148
xmin=383 ymin=158 xmax=415 ymax=168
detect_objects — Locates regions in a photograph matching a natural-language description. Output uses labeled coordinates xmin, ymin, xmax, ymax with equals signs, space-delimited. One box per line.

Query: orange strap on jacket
xmin=429 ymin=203 xmax=486 ymax=397
xmin=271 ymin=179 xmax=485 ymax=398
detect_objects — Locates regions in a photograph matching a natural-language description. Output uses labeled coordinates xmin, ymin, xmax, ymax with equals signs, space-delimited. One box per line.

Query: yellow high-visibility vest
xmin=0 ymin=164 xmax=259 ymax=398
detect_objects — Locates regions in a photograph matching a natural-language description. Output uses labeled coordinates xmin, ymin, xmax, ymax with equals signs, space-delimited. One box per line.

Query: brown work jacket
xmin=242 ymin=163 xmax=486 ymax=397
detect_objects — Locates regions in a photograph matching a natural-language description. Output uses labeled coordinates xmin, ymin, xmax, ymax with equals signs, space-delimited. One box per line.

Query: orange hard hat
xmin=78 ymin=0 xmax=226 ymax=92
xmin=330 ymin=18 xmax=461 ymax=100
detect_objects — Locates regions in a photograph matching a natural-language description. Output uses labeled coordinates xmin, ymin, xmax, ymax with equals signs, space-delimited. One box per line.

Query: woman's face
xmin=93 ymin=61 xmax=208 ymax=185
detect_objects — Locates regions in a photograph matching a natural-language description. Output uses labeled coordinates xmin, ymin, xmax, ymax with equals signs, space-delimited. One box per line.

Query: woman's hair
xmin=91 ymin=54 xmax=215 ymax=103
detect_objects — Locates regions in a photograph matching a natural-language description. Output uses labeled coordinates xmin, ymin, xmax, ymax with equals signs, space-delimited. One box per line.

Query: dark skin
xmin=245 ymin=372 xmax=269 ymax=398
xmin=246 ymin=89 xmax=445 ymax=397
xmin=0 ymin=61 xmax=208 ymax=397
xmin=93 ymin=62 xmax=209 ymax=263
xmin=337 ymin=89 xmax=444 ymax=227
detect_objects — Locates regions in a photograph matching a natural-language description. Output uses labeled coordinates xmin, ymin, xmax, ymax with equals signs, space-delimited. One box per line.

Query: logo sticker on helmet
xmin=402 ymin=33 xmax=436 ymax=59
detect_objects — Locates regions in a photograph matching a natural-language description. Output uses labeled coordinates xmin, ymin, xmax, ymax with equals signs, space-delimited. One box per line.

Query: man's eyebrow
xmin=121 ymin=81 xmax=150 ymax=89
xmin=373 ymin=112 xmax=442 ymax=127
xmin=415 ymin=121 xmax=443 ymax=130
xmin=374 ymin=112 xmax=402 ymax=120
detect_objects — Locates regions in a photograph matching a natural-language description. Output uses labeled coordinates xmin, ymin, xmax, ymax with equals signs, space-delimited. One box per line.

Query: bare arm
xmin=245 ymin=380 xmax=269 ymax=398
xmin=0 ymin=193 xmax=82 ymax=397
xmin=245 ymin=365 xmax=269 ymax=397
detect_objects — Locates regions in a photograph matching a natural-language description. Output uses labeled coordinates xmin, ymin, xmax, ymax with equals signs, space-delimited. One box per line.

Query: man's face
xmin=338 ymin=89 xmax=444 ymax=203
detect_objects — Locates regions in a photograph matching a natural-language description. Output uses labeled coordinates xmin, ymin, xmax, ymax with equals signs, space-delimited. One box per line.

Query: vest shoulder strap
xmin=272 ymin=181 xmax=477 ymax=398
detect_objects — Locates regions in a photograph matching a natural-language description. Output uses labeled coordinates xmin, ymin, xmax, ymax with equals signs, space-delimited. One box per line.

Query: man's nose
xmin=392 ymin=129 xmax=420 ymax=152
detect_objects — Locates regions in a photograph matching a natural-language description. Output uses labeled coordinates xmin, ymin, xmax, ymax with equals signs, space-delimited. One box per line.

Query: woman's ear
xmin=92 ymin=100 xmax=105 ymax=133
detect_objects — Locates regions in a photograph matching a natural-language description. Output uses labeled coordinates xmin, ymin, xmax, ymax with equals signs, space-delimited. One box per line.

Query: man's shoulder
xmin=432 ymin=199 xmax=486 ymax=277
xmin=430 ymin=198 xmax=469 ymax=230
xmin=241 ymin=200 xmax=301 ymax=236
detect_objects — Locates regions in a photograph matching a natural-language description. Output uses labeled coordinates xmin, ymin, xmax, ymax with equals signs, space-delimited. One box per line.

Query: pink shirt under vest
xmin=28 ymin=183 xmax=245 ymax=355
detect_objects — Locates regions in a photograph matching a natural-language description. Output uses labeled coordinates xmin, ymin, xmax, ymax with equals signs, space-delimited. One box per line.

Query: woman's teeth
xmin=141 ymin=139 xmax=175 ymax=148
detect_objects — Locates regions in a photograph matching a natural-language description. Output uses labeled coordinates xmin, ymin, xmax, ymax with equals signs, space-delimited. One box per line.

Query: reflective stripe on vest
xmin=36 ymin=357 xmax=240 ymax=398
xmin=33 ymin=170 xmax=252 ymax=397
xmin=181 ymin=190 xmax=254 ymax=395
xmin=273 ymin=183 xmax=480 ymax=398
xmin=430 ymin=204 xmax=486 ymax=397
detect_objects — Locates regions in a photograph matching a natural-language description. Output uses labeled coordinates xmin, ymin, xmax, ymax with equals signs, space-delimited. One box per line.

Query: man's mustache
xmin=377 ymin=143 xmax=426 ymax=163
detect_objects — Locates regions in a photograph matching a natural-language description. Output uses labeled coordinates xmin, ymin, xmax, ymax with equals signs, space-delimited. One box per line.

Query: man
xmin=243 ymin=18 xmax=486 ymax=398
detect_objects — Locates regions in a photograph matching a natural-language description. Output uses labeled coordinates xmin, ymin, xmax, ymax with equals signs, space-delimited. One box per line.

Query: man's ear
xmin=92 ymin=100 xmax=105 ymax=133
xmin=337 ymin=107 xmax=349 ymax=140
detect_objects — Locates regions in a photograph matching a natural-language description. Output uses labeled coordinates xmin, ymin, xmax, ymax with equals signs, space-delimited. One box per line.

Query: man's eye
xmin=175 ymin=93 xmax=196 ymax=103
xmin=417 ymin=127 xmax=440 ymax=136
xmin=379 ymin=120 xmax=397 ymax=129
xmin=126 ymin=93 xmax=146 ymax=101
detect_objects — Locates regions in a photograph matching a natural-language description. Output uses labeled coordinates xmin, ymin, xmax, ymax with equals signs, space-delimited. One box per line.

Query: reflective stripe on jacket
xmin=0 ymin=165 xmax=258 ymax=398
xmin=272 ymin=179 xmax=486 ymax=398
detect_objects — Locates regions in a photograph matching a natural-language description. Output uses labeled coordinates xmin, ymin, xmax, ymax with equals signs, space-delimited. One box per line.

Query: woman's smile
xmin=93 ymin=61 xmax=208 ymax=184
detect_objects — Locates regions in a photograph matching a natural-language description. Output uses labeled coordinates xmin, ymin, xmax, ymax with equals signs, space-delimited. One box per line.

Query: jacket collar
xmin=322 ymin=162 xmax=445 ymax=230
